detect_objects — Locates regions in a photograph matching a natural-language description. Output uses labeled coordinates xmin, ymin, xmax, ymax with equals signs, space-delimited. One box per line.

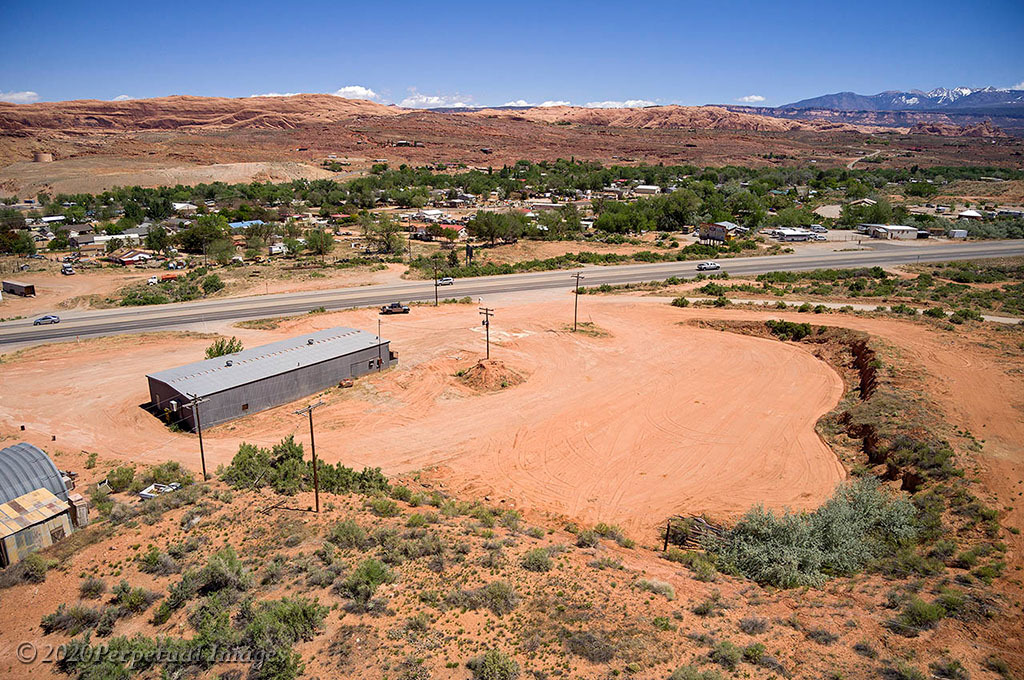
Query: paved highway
xmin=2 ymin=241 xmax=1023 ymax=346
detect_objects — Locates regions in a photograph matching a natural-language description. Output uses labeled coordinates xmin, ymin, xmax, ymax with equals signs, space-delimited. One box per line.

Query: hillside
xmin=781 ymin=86 xmax=1024 ymax=112
xmin=466 ymin=104 xmax=894 ymax=133
xmin=0 ymin=94 xmax=402 ymax=134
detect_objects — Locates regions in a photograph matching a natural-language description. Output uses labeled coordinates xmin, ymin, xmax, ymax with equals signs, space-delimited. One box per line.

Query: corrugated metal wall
xmin=149 ymin=342 xmax=395 ymax=431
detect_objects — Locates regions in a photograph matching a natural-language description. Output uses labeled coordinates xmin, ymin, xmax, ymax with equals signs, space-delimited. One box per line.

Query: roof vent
xmin=225 ymin=360 xmax=233 ymax=367
xmin=307 ymin=339 xmax=314 ymax=345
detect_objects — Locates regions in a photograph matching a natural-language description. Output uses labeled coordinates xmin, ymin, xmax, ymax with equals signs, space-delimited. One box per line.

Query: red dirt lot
xmin=0 ymin=298 xmax=846 ymax=536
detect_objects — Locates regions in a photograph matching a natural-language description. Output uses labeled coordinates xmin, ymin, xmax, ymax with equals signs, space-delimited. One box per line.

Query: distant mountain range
xmin=780 ymin=87 xmax=1024 ymax=112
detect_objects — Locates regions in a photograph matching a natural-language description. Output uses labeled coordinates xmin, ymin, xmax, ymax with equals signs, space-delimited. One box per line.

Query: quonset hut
xmin=146 ymin=327 xmax=397 ymax=431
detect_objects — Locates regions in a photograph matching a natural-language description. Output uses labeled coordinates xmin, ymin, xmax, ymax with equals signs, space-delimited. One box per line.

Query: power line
xmin=185 ymin=393 xmax=210 ymax=481
xmin=478 ymin=307 xmax=494 ymax=360
xmin=570 ymin=272 xmax=585 ymax=332
xmin=294 ymin=400 xmax=325 ymax=513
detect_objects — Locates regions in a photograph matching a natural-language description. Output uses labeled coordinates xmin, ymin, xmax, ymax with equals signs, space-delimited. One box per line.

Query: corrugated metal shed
xmin=146 ymin=327 xmax=387 ymax=398
xmin=0 ymin=488 xmax=67 ymax=539
xmin=0 ymin=443 xmax=69 ymax=505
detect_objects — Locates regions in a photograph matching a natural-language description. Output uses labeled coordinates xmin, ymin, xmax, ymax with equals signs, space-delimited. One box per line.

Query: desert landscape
xmin=3 ymin=4 xmax=1024 ymax=679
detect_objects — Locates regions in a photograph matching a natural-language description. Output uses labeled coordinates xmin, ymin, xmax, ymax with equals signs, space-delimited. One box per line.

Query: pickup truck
xmin=380 ymin=302 xmax=410 ymax=315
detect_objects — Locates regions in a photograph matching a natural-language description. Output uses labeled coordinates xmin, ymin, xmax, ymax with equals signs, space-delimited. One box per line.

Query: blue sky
xmin=2 ymin=0 xmax=1022 ymax=107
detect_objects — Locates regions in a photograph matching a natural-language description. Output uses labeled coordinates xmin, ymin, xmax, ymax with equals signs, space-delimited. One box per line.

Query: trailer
xmin=2 ymin=280 xmax=36 ymax=297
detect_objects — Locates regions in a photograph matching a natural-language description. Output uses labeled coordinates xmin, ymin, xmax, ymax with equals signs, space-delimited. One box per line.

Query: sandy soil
xmin=0 ymin=158 xmax=340 ymax=196
xmin=0 ymin=298 xmax=847 ymax=535
xmin=0 ymin=261 xmax=407 ymax=318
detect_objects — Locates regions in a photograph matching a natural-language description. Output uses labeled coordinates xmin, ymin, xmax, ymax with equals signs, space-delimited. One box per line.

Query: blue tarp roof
xmin=228 ymin=220 xmax=265 ymax=230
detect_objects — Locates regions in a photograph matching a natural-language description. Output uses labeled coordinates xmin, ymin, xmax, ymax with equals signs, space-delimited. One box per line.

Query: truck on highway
xmin=380 ymin=302 xmax=410 ymax=315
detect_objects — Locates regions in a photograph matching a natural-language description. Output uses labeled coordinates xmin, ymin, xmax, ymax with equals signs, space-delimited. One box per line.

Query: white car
xmin=696 ymin=262 xmax=721 ymax=271
xmin=811 ymin=234 xmax=828 ymax=241
xmin=437 ymin=276 xmax=455 ymax=286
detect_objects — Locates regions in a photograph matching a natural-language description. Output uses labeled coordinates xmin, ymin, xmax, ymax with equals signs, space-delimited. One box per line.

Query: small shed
xmin=0 ymin=488 xmax=73 ymax=567
xmin=2 ymin=280 xmax=36 ymax=297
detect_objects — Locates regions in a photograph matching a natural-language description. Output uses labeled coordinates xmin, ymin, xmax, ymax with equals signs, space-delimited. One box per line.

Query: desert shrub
xmin=41 ymin=604 xmax=102 ymax=634
xmin=738 ymin=616 xmax=768 ymax=634
xmin=888 ymin=662 xmax=927 ymax=680
xmin=19 ymin=553 xmax=56 ymax=584
xmin=588 ymin=556 xmax=624 ymax=570
xmin=337 ymin=559 xmax=394 ymax=610
xmin=653 ymin=616 xmax=675 ymax=631
xmin=106 ymin=465 xmax=136 ymax=492
xmin=668 ymin=665 xmax=724 ymax=680
xmin=636 ymin=578 xmax=675 ymax=600
xmin=709 ymin=641 xmax=742 ymax=670
xmin=369 ymin=497 xmax=401 ymax=517
xmin=80 ymin=577 xmax=107 ymax=600
xmin=139 ymin=461 xmax=194 ymax=488
xmin=521 ymin=548 xmax=553 ymax=572
xmin=391 ymin=485 xmax=413 ymax=502
xmin=111 ymin=580 xmax=160 ymax=613
xmin=853 ymin=640 xmax=878 ymax=658
xmin=138 ymin=546 xmax=180 ymax=575
xmin=575 ymin=529 xmax=600 ymax=548
xmin=765 ymin=319 xmax=813 ymax=341
xmin=500 ymin=509 xmax=521 ymax=532
xmin=924 ymin=306 xmax=947 ymax=318
xmin=983 ymin=655 xmax=1011 ymax=677
xmin=446 ymin=580 xmax=520 ymax=616
xmin=804 ymin=627 xmax=839 ymax=645
xmin=467 ymin=649 xmax=519 ymax=680
xmin=929 ymin=659 xmax=969 ymax=680
xmin=693 ymin=591 xmax=724 ymax=617
xmin=525 ymin=526 xmax=545 ymax=539
xmin=220 ymin=436 xmax=389 ymax=497
xmin=327 ymin=518 xmax=369 ymax=549
xmin=671 ymin=296 xmax=690 ymax=308
xmin=887 ymin=596 xmax=946 ymax=636
xmin=742 ymin=642 xmax=765 ymax=662
xmin=564 ymin=631 xmax=616 ymax=662
xmin=714 ymin=478 xmax=916 ymax=587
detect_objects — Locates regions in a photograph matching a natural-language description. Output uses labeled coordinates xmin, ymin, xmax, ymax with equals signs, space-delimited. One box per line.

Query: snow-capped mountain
xmin=781 ymin=86 xmax=1024 ymax=111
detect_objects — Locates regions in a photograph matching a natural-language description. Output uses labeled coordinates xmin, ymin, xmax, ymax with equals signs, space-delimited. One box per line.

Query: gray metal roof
xmin=0 ymin=442 xmax=69 ymax=505
xmin=146 ymin=326 xmax=386 ymax=398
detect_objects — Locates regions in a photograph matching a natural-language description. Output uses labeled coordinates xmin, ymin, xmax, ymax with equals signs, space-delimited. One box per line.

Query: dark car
xmin=33 ymin=314 xmax=60 ymax=325
xmin=380 ymin=302 xmax=410 ymax=315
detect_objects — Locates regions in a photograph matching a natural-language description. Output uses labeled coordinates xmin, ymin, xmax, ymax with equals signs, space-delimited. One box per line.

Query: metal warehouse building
xmin=146 ymin=327 xmax=397 ymax=431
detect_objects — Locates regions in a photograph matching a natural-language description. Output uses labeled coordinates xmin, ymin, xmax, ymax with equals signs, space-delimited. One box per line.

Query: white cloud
xmin=1012 ymin=80 xmax=1024 ymax=91
xmin=112 ymin=94 xmax=135 ymax=101
xmin=400 ymin=89 xmax=472 ymax=108
xmin=249 ymin=85 xmax=381 ymax=100
xmin=0 ymin=90 xmax=39 ymax=104
xmin=501 ymin=99 xmax=572 ymax=108
xmin=584 ymin=99 xmax=656 ymax=108
xmin=736 ymin=94 xmax=766 ymax=103
xmin=331 ymin=85 xmax=379 ymax=100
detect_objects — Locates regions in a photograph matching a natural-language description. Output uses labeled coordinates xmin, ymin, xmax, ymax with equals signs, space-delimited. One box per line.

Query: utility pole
xmin=377 ymin=317 xmax=383 ymax=371
xmin=570 ymin=272 xmax=585 ymax=332
xmin=186 ymin=393 xmax=210 ymax=481
xmin=294 ymin=401 xmax=325 ymax=513
xmin=479 ymin=307 xmax=494 ymax=360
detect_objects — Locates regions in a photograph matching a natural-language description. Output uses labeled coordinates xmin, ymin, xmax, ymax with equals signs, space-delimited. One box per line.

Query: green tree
xmin=206 ymin=336 xmax=243 ymax=359
xmin=304 ymin=228 xmax=335 ymax=260
xmin=145 ymin=226 xmax=171 ymax=254
xmin=11 ymin=230 xmax=37 ymax=255
xmin=178 ymin=214 xmax=230 ymax=254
